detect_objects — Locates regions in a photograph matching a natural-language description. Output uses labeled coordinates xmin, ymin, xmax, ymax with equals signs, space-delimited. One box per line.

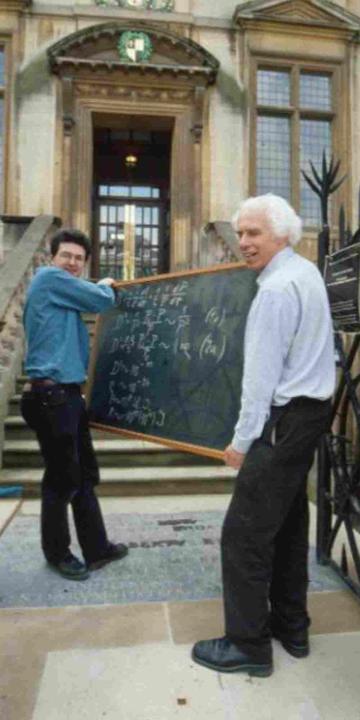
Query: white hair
xmin=232 ymin=194 xmax=302 ymax=246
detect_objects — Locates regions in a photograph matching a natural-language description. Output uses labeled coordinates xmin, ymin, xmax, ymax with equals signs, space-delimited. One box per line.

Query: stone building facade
xmin=1 ymin=0 xmax=360 ymax=277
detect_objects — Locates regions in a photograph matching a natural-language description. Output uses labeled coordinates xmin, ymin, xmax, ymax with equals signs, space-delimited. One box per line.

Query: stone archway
xmin=48 ymin=21 xmax=219 ymax=271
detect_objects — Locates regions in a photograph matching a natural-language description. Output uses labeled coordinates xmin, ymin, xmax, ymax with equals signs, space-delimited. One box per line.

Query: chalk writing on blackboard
xmin=87 ymin=264 xmax=257 ymax=458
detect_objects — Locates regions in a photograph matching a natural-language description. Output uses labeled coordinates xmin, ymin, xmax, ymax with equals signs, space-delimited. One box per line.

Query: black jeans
xmin=21 ymin=384 xmax=109 ymax=565
xmin=221 ymin=397 xmax=332 ymax=654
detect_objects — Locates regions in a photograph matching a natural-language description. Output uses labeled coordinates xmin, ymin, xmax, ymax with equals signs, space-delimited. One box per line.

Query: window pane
xmin=108 ymin=206 xmax=116 ymax=224
xmin=300 ymin=72 xmax=331 ymax=111
xmin=256 ymin=115 xmax=291 ymax=200
xmin=143 ymin=207 xmax=151 ymax=225
xmin=300 ymin=119 xmax=331 ymax=224
xmin=117 ymin=205 xmax=125 ymax=222
xmin=109 ymin=186 xmax=128 ymax=197
xmin=100 ymin=205 xmax=108 ymax=223
xmin=257 ymin=69 xmax=290 ymax=107
xmin=133 ymin=186 xmax=152 ymax=198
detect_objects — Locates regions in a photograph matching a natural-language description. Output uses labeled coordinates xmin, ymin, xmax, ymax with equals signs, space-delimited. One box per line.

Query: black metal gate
xmin=303 ymin=155 xmax=360 ymax=597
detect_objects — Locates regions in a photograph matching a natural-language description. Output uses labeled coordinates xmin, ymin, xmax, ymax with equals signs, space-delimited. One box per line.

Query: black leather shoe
xmin=49 ymin=554 xmax=89 ymax=581
xmin=272 ymin=628 xmax=309 ymax=658
xmin=88 ymin=542 xmax=128 ymax=571
xmin=191 ymin=637 xmax=273 ymax=677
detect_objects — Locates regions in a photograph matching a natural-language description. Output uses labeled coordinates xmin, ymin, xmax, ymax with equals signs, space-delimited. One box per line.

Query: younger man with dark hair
xmin=21 ymin=228 xmax=128 ymax=581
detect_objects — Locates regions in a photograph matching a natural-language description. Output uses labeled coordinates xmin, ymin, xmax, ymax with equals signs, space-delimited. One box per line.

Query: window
xmin=253 ymin=62 xmax=336 ymax=226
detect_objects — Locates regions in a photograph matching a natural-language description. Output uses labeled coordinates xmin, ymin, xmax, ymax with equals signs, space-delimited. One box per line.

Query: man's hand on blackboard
xmin=224 ymin=445 xmax=245 ymax=470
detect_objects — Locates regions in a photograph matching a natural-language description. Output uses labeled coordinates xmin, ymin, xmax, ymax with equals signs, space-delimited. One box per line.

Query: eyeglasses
xmin=58 ymin=251 xmax=86 ymax=264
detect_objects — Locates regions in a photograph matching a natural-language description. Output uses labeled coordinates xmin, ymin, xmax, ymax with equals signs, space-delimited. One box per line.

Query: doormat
xmin=0 ymin=511 xmax=344 ymax=609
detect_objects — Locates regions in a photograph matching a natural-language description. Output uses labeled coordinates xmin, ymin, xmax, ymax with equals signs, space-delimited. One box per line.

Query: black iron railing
xmin=303 ymin=153 xmax=360 ymax=597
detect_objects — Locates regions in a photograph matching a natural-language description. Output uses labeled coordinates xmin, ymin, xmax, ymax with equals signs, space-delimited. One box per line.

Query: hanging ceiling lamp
xmin=125 ymin=154 xmax=138 ymax=168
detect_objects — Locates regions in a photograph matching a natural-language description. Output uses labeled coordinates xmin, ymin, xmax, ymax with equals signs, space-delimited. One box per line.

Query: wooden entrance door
xmin=93 ymin=182 xmax=169 ymax=280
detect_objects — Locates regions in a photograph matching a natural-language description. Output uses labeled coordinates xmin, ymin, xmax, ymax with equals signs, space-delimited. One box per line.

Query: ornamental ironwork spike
xmin=309 ymin=160 xmax=322 ymax=188
xmin=322 ymin=150 xmax=327 ymax=185
xmin=329 ymin=158 xmax=341 ymax=185
xmin=301 ymin=170 xmax=321 ymax=198
xmin=302 ymin=153 xmax=346 ymax=227
xmin=331 ymin=176 xmax=348 ymax=196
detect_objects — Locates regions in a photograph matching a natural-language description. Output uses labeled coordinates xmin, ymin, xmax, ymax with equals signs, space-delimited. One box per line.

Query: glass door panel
xmin=94 ymin=184 xmax=168 ymax=279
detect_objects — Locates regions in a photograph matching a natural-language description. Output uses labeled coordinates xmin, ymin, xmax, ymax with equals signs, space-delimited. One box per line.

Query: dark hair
xmin=50 ymin=228 xmax=91 ymax=260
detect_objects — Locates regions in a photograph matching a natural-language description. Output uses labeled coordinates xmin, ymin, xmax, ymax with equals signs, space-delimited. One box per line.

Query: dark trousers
xmin=221 ymin=397 xmax=331 ymax=653
xmin=21 ymin=384 xmax=109 ymax=565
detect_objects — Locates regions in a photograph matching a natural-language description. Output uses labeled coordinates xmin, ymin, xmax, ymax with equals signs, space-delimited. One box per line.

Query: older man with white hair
xmin=192 ymin=194 xmax=335 ymax=677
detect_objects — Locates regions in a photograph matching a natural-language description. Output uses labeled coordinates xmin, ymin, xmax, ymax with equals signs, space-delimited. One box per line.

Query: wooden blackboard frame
xmin=87 ymin=261 xmax=251 ymax=461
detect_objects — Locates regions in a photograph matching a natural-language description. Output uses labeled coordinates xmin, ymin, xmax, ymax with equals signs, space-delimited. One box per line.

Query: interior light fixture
xmin=125 ymin=154 xmax=138 ymax=168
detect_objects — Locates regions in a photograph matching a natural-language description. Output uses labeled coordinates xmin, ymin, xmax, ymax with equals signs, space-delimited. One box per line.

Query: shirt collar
xmin=257 ymin=246 xmax=294 ymax=286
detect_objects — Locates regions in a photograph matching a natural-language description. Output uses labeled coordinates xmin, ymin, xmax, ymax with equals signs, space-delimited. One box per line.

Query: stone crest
xmin=118 ymin=31 xmax=153 ymax=63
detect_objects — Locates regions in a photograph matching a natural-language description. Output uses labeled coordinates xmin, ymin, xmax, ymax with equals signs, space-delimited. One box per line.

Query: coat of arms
xmin=118 ymin=31 xmax=153 ymax=63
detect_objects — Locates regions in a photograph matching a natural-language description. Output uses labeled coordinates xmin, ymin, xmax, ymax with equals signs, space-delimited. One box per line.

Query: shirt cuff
xmin=230 ymin=435 xmax=252 ymax=454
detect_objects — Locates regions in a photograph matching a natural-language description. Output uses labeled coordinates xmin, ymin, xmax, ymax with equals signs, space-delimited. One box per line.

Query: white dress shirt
xmin=231 ymin=247 xmax=336 ymax=454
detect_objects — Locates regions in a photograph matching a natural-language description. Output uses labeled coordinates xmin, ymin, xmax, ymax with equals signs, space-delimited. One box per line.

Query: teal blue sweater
xmin=24 ymin=267 xmax=115 ymax=383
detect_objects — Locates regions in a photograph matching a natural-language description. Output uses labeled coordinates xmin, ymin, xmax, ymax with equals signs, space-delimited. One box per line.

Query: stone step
xmin=7 ymin=396 xmax=22 ymax=416
xmin=2 ymin=439 xmax=220 ymax=469
xmin=16 ymin=375 xmax=30 ymax=393
xmin=0 ymin=465 xmax=235 ymax=498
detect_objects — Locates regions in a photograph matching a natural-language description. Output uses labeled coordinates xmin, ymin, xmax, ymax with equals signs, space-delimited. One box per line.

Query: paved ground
xmin=1 ymin=495 xmax=360 ymax=720
xmin=0 ymin=509 xmax=344 ymax=609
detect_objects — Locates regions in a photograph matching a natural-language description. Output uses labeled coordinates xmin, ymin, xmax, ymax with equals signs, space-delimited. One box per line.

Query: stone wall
xmin=2 ymin=1 xmax=360 ymax=256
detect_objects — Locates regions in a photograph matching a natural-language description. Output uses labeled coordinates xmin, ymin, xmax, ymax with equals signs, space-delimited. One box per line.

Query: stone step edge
xmin=3 ymin=439 xmax=180 ymax=453
xmin=0 ymin=466 xmax=235 ymax=483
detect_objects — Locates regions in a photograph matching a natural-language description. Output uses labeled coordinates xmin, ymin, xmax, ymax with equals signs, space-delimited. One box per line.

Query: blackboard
xmin=87 ymin=263 xmax=257 ymax=459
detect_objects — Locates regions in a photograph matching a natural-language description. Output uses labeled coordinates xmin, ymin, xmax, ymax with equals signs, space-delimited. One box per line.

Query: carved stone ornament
xmin=74 ymin=83 xmax=193 ymax=103
xmin=233 ymin=0 xmax=360 ymax=32
xmin=48 ymin=22 xmax=219 ymax=85
xmin=118 ymin=31 xmax=153 ymax=62
xmin=95 ymin=0 xmax=174 ymax=10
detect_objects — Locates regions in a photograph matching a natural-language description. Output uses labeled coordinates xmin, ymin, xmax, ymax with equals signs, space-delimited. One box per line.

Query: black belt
xmin=23 ymin=379 xmax=81 ymax=392
xmin=289 ymin=396 xmax=331 ymax=408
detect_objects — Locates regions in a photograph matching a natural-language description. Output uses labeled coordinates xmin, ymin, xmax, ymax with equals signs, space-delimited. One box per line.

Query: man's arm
xmin=47 ymin=268 xmax=116 ymax=314
xmin=224 ymin=286 xmax=299 ymax=468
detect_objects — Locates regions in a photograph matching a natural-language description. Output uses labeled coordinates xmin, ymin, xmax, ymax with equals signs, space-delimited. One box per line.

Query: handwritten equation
xmin=102 ymin=280 xmax=228 ymax=430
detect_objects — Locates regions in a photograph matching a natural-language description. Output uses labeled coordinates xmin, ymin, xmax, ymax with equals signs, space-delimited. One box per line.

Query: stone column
xmin=61 ymin=76 xmax=75 ymax=225
xmin=171 ymin=107 xmax=194 ymax=270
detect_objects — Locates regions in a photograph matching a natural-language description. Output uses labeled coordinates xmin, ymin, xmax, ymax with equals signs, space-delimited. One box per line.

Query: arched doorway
xmin=48 ymin=22 xmax=219 ymax=275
